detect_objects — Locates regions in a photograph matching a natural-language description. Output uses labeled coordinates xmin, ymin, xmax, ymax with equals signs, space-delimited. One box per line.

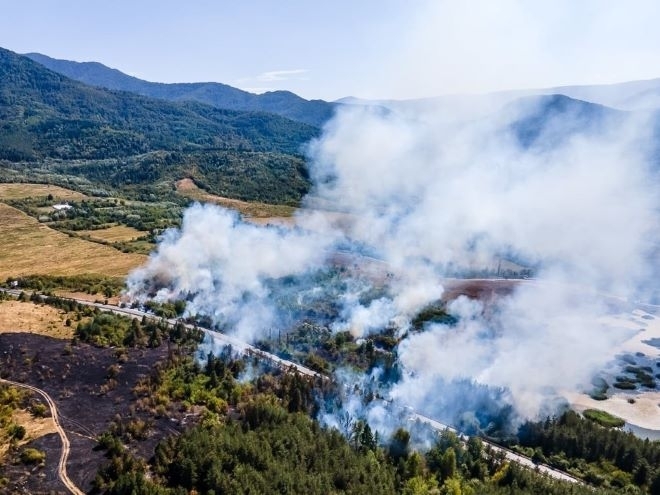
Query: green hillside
xmin=0 ymin=48 xmax=317 ymax=204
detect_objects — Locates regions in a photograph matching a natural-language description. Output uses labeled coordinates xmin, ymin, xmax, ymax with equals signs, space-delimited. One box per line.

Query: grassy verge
xmin=582 ymin=409 xmax=625 ymax=428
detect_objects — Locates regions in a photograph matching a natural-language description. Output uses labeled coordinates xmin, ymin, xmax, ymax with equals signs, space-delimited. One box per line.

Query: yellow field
xmin=175 ymin=178 xmax=296 ymax=218
xmin=0 ymin=183 xmax=87 ymax=201
xmin=78 ymin=225 xmax=148 ymax=242
xmin=0 ymin=300 xmax=74 ymax=339
xmin=0 ymin=203 xmax=145 ymax=279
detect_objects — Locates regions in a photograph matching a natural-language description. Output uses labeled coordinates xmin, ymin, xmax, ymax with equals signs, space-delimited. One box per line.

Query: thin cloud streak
xmin=256 ymin=68 xmax=309 ymax=82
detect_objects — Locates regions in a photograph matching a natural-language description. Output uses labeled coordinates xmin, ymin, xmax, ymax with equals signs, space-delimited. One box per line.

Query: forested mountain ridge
xmin=0 ymin=47 xmax=315 ymax=204
xmin=25 ymin=52 xmax=339 ymax=127
xmin=0 ymin=47 xmax=318 ymax=160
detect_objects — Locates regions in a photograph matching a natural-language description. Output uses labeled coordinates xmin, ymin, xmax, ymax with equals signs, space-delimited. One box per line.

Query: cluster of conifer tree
xmin=90 ymin=344 xmax=627 ymax=495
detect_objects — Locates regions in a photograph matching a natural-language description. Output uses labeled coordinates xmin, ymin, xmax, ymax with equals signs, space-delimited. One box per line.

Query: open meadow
xmin=0 ymin=203 xmax=145 ymax=279
xmin=77 ymin=225 xmax=148 ymax=242
xmin=0 ymin=183 xmax=87 ymax=201
xmin=0 ymin=300 xmax=75 ymax=339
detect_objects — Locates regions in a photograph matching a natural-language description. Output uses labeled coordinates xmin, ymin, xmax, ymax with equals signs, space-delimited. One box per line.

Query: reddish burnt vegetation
xmin=441 ymin=279 xmax=520 ymax=303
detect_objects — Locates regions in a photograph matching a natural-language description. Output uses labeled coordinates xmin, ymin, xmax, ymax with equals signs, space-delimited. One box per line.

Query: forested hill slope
xmin=25 ymin=52 xmax=338 ymax=127
xmin=0 ymin=47 xmax=316 ymax=204
xmin=0 ymin=47 xmax=318 ymax=162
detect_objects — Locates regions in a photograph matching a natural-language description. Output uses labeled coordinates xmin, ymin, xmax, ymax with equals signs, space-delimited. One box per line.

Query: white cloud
xmin=255 ymin=68 xmax=309 ymax=82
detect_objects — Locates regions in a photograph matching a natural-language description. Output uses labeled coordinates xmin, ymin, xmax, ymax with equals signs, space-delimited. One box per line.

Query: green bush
xmin=8 ymin=424 xmax=26 ymax=440
xmin=20 ymin=448 xmax=45 ymax=464
xmin=582 ymin=409 xmax=625 ymax=428
xmin=31 ymin=403 xmax=48 ymax=418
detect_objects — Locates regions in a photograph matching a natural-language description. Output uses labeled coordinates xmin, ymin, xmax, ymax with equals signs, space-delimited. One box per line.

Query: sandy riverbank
xmin=568 ymin=308 xmax=660 ymax=432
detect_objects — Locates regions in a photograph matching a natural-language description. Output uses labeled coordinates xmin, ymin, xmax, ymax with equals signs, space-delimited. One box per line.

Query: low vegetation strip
xmin=582 ymin=409 xmax=626 ymax=428
xmin=0 ymin=203 xmax=145 ymax=278
xmin=0 ymin=183 xmax=87 ymax=201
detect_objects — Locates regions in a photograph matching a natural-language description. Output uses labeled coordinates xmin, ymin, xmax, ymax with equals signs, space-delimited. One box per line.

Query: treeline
xmin=7 ymin=195 xmax=183 ymax=233
xmin=56 ymin=150 xmax=310 ymax=206
xmin=4 ymin=149 xmax=310 ymax=212
xmin=6 ymin=274 xmax=125 ymax=297
xmin=516 ymin=410 xmax=660 ymax=492
xmin=151 ymin=404 xmax=396 ymax=495
xmin=76 ymin=313 xmax=203 ymax=349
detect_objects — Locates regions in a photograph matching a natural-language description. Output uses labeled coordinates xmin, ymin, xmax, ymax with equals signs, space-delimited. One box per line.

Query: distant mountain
xmin=502 ymin=94 xmax=625 ymax=149
xmin=0 ymin=47 xmax=318 ymax=204
xmin=525 ymin=79 xmax=660 ymax=112
xmin=25 ymin=52 xmax=338 ymax=127
xmin=339 ymin=77 xmax=660 ymax=117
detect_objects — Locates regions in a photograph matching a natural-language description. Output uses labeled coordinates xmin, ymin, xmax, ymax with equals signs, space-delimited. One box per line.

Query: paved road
xmin=409 ymin=412 xmax=582 ymax=484
xmin=87 ymin=297 xmax=584 ymax=484
xmin=0 ymin=378 xmax=85 ymax=495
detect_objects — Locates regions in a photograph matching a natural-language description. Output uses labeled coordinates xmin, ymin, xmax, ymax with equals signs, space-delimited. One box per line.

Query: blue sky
xmin=2 ymin=0 xmax=660 ymax=100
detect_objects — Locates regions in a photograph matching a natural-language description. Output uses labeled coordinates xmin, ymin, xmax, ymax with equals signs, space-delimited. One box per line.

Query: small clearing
xmin=175 ymin=178 xmax=296 ymax=219
xmin=0 ymin=183 xmax=87 ymax=201
xmin=0 ymin=300 xmax=75 ymax=339
xmin=78 ymin=225 xmax=148 ymax=242
xmin=0 ymin=203 xmax=145 ymax=278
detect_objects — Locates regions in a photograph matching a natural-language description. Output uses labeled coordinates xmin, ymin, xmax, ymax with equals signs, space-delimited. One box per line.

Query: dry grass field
xmin=0 ymin=203 xmax=145 ymax=279
xmin=0 ymin=183 xmax=87 ymax=201
xmin=175 ymin=178 xmax=297 ymax=219
xmin=0 ymin=300 xmax=74 ymax=339
xmin=78 ymin=225 xmax=148 ymax=242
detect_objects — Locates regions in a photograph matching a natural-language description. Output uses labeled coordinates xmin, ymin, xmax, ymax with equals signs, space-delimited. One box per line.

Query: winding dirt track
xmin=0 ymin=377 xmax=84 ymax=495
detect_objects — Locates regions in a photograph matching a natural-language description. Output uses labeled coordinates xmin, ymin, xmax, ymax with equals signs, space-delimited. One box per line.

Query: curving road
xmin=0 ymin=378 xmax=84 ymax=495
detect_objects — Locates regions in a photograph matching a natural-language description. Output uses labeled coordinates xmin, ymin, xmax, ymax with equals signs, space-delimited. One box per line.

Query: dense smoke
xmin=126 ymin=205 xmax=336 ymax=342
xmin=127 ymin=95 xmax=659 ymax=431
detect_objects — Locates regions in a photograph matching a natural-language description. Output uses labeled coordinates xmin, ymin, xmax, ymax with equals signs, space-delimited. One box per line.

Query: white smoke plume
xmin=127 ymin=95 xmax=659 ymax=428
xmin=126 ymin=205 xmax=337 ymax=342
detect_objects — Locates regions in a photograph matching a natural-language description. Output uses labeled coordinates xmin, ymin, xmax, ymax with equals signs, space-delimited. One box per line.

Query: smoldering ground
xmin=127 ymin=94 xmax=660 ymax=435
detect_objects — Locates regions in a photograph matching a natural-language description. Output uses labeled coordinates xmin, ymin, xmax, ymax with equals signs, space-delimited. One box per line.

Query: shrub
xmin=583 ymin=409 xmax=625 ymax=428
xmin=20 ymin=448 xmax=45 ymax=464
xmin=31 ymin=403 xmax=48 ymax=418
xmin=8 ymin=424 xmax=26 ymax=440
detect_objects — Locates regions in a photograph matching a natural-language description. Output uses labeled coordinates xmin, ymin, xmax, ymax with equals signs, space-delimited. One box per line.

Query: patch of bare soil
xmin=0 ymin=333 xmax=180 ymax=494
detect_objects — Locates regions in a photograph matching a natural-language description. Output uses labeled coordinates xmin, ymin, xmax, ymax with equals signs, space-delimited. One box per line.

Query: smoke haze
xmin=127 ymin=95 xmax=659 ymax=430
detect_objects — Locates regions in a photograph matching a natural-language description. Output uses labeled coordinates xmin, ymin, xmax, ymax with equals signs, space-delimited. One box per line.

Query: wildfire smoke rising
xmin=127 ymin=96 xmax=659 ymax=430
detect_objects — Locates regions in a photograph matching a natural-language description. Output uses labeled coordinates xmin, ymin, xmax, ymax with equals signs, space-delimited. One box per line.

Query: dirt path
xmin=0 ymin=378 xmax=84 ymax=495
